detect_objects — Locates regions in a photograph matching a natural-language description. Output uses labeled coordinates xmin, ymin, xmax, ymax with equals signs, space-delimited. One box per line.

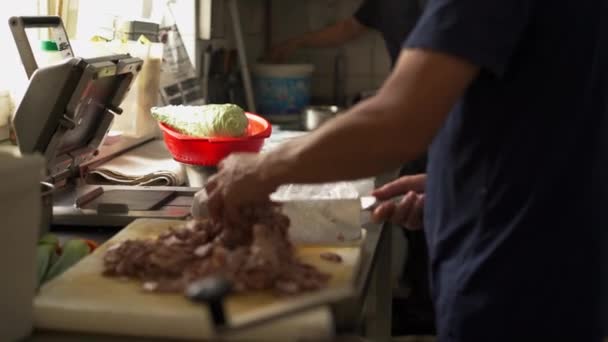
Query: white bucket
xmin=252 ymin=64 xmax=314 ymax=122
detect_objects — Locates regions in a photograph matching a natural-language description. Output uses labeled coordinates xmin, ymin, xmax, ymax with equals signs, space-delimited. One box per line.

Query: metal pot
xmin=303 ymin=106 xmax=343 ymax=131
xmin=40 ymin=182 xmax=54 ymax=237
xmin=180 ymin=163 xmax=217 ymax=188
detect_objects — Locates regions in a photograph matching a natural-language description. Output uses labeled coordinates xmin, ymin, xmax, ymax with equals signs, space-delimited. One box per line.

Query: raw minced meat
xmin=102 ymin=205 xmax=330 ymax=295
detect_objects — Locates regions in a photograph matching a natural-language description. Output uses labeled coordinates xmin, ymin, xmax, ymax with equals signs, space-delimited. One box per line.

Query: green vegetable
xmin=39 ymin=233 xmax=59 ymax=247
xmin=43 ymin=239 xmax=90 ymax=283
xmin=37 ymin=233 xmax=60 ymax=289
xmin=151 ymin=104 xmax=248 ymax=138
xmin=36 ymin=243 xmax=59 ymax=289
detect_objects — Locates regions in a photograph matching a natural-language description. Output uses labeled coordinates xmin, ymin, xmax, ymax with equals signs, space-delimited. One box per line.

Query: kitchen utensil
xmin=192 ymin=191 xmax=400 ymax=244
xmin=281 ymin=195 xmax=403 ymax=244
xmin=280 ymin=198 xmax=362 ymax=243
xmin=303 ymin=105 xmax=343 ymax=131
xmin=34 ymin=218 xmax=362 ymax=340
xmin=159 ymin=112 xmax=272 ymax=166
xmin=186 ymin=276 xmax=233 ymax=328
xmin=191 ymin=190 xmax=365 ymax=244
xmin=360 ymin=194 xmax=405 ymax=211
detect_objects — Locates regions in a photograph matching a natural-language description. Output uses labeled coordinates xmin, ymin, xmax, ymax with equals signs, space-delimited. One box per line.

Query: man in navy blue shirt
xmin=270 ymin=0 xmax=424 ymax=66
xmin=271 ymin=1 xmax=434 ymax=334
xmin=205 ymin=0 xmax=606 ymax=339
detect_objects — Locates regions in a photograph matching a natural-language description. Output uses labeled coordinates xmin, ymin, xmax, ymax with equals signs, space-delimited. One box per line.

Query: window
xmin=71 ymin=0 xmax=196 ymax=65
xmin=0 ymin=1 xmax=44 ymax=96
xmin=72 ymin=0 xmax=150 ymax=40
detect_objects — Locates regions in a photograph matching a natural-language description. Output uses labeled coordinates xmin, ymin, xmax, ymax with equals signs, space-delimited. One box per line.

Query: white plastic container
xmin=0 ymin=148 xmax=44 ymax=341
xmin=252 ymin=64 xmax=314 ymax=123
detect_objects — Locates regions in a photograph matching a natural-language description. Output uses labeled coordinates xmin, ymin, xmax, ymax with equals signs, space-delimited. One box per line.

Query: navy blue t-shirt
xmin=404 ymin=0 xmax=608 ymax=340
xmin=354 ymin=0 xmax=425 ymax=64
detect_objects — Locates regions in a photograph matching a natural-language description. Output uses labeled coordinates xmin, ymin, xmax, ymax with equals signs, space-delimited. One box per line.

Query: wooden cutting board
xmin=34 ymin=219 xmax=364 ymax=340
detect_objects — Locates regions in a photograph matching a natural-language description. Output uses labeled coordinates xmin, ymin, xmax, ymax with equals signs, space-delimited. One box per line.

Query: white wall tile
xmin=372 ymin=33 xmax=391 ymax=77
xmin=311 ymin=76 xmax=334 ymax=100
xmin=374 ymin=74 xmax=388 ymax=89
xmin=211 ymin=0 xmax=226 ymax=38
xmin=346 ymin=75 xmax=375 ymax=98
xmin=343 ymin=32 xmax=374 ymax=77
xmin=337 ymin=0 xmax=364 ymax=20
xmin=271 ymin=0 xmax=309 ymax=44
xmin=308 ymin=48 xmax=338 ymax=77
xmin=241 ymin=0 xmax=264 ymax=35
xmin=244 ymin=33 xmax=264 ymax=64
xmin=307 ymin=0 xmax=337 ymax=30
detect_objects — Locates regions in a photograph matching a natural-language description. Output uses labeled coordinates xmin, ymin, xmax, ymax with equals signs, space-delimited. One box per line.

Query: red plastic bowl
xmin=159 ymin=112 xmax=272 ymax=166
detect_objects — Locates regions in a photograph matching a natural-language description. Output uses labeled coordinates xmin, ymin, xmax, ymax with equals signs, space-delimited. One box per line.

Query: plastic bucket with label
xmin=253 ymin=64 xmax=314 ymax=123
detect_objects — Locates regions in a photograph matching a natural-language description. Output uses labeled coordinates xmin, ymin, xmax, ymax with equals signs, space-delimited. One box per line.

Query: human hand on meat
xmin=205 ymin=153 xmax=278 ymax=221
xmin=371 ymin=174 xmax=426 ymax=230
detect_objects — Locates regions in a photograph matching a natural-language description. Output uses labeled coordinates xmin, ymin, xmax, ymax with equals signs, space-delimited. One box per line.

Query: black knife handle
xmin=186 ymin=276 xmax=233 ymax=328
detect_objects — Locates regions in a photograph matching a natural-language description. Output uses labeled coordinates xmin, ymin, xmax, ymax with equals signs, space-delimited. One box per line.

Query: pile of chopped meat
xmin=102 ymin=205 xmax=330 ymax=295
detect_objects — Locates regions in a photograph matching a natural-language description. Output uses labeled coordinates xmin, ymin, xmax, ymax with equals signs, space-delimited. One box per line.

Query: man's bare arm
xmin=259 ymin=49 xmax=480 ymax=186
xmin=269 ymin=17 xmax=367 ymax=62
xmin=298 ymin=17 xmax=367 ymax=48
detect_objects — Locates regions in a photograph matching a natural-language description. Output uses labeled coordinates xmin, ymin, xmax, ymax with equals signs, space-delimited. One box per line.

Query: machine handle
xmin=15 ymin=16 xmax=62 ymax=27
xmin=8 ymin=16 xmax=74 ymax=79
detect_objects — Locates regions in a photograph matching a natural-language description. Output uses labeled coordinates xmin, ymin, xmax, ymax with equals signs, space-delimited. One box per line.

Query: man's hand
xmin=371 ymin=174 xmax=426 ymax=230
xmin=267 ymin=17 xmax=366 ymax=63
xmin=269 ymin=38 xmax=303 ymax=63
xmin=205 ymin=153 xmax=277 ymax=221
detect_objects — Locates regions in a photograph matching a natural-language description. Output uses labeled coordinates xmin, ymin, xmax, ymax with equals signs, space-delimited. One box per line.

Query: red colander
xmin=159 ymin=112 xmax=272 ymax=166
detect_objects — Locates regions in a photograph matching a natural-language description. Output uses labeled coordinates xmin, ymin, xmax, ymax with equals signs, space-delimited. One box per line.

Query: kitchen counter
xmin=30 ymin=128 xmax=400 ymax=341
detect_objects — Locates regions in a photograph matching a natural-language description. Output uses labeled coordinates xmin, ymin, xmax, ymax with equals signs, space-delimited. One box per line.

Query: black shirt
xmin=355 ymin=0 xmax=429 ymax=176
xmin=354 ymin=0 xmax=424 ymax=65
xmin=405 ymin=0 xmax=607 ymax=340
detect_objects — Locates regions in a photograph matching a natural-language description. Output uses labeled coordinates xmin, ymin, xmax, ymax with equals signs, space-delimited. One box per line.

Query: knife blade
xmin=190 ymin=191 xmax=403 ymax=244
xmin=360 ymin=195 xmax=405 ymax=211
xmin=280 ymin=198 xmax=362 ymax=244
xmin=281 ymin=195 xmax=404 ymax=244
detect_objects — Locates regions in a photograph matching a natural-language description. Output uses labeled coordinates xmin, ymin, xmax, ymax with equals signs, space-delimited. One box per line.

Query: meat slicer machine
xmin=10 ymin=16 xmax=199 ymax=227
